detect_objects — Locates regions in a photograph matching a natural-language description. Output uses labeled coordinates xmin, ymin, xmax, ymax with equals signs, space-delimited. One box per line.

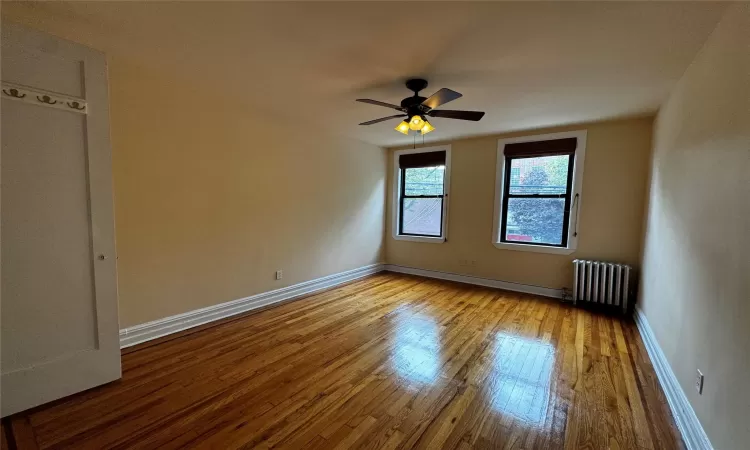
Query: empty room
xmin=1 ymin=1 xmax=747 ymax=449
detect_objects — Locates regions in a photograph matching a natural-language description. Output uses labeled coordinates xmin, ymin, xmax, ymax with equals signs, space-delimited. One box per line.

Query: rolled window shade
xmin=504 ymin=137 xmax=577 ymax=158
xmin=399 ymin=150 xmax=446 ymax=169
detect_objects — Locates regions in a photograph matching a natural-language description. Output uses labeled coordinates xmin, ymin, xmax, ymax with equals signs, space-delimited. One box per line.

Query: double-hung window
xmin=393 ymin=146 xmax=450 ymax=243
xmin=493 ymin=131 xmax=586 ymax=254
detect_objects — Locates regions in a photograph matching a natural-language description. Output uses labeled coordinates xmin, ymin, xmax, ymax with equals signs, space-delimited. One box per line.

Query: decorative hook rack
xmin=1 ymin=82 xmax=88 ymax=114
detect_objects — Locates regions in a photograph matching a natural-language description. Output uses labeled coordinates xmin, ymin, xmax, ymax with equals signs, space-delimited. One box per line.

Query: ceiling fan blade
xmin=421 ymin=88 xmax=462 ymax=109
xmin=359 ymin=114 xmax=407 ymax=126
xmin=427 ymin=110 xmax=485 ymax=121
xmin=356 ymin=99 xmax=404 ymax=111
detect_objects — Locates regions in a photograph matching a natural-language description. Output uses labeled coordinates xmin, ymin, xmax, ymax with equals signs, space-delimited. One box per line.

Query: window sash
xmin=500 ymin=154 xmax=575 ymax=247
xmin=399 ymin=167 xmax=445 ymax=237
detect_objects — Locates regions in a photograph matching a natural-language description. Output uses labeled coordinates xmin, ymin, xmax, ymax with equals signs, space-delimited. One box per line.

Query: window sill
xmin=493 ymin=242 xmax=575 ymax=255
xmin=393 ymin=235 xmax=445 ymax=244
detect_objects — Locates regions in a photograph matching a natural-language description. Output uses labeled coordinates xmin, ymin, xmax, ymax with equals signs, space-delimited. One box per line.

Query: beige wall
xmin=386 ymin=118 xmax=653 ymax=289
xmin=109 ymin=64 xmax=385 ymax=327
xmin=1 ymin=15 xmax=386 ymax=328
xmin=639 ymin=4 xmax=749 ymax=449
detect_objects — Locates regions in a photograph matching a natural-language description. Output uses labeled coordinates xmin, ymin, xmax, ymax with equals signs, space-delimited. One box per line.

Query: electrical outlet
xmin=275 ymin=270 xmax=283 ymax=280
xmin=695 ymin=370 xmax=704 ymax=394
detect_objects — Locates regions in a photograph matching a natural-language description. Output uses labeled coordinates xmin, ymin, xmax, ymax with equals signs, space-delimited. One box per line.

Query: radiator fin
xmin=572 ymin=260 xmax=631 ymax=313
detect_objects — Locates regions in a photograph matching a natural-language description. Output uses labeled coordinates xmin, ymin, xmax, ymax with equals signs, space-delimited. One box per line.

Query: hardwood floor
xmin=2 ymin=272 xmax=683 ymax=449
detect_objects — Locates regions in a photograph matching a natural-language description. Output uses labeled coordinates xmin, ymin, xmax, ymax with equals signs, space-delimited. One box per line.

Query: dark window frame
xmin=398 ymin=166 xmax=446 ymax=238
xmin=499 ymin=153 xmax=576 ymax=248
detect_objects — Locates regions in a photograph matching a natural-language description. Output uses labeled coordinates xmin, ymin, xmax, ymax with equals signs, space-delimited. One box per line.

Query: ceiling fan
xmin=357 ymin=78 xmax=485 ymax=135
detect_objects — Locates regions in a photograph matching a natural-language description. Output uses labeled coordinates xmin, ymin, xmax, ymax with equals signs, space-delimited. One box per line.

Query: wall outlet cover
xmin=695 ymin=369 xmax=704 ymax=394
xmin=275 ymin=270 xmax=283 ymax=280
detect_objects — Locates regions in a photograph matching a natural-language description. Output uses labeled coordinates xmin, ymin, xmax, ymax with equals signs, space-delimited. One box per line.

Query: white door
xmin=1 ymin=22 xmax=121 ymax=417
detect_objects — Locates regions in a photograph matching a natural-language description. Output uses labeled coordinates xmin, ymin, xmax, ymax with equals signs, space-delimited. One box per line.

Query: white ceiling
xmin=4 ymin=2 xmax=728 ymax=147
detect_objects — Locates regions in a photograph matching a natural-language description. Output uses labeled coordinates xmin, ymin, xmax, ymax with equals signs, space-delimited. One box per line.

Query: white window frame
xmin=392 ymin=145 xmax=451 ymax=244
xmin=492 ymin=130 xmax=586 ymax=255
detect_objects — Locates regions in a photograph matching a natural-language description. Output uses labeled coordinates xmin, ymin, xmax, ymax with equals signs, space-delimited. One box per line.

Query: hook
xmin=67 ymin=101 xmax=85 ymax=110
xmin=37 ymin=95 xmax=57 ymax=105
xmin=3 ymin=88 xmax=26 ymax=99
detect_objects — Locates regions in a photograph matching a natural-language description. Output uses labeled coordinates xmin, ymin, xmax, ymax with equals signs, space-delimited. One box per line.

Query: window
xmin=393 ymin=146 xmax=450 ymax=243
xmin=493 ymin=131 xmax=586 ymax=254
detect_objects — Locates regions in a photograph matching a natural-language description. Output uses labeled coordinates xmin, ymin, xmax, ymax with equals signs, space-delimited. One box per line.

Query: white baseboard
xmin=120 ymin=263 xmax=560 ymax=349
xmin=383 ymin=264 xmax=563 ymax=299
xmin=119 ymin=263 xmax=385 ymax=348
xmin=634 ymin=308 xmax=713 ymax=450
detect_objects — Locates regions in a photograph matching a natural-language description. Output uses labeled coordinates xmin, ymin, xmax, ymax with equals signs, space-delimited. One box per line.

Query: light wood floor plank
xmin=3 ymin=273 xmax=683 ymax=449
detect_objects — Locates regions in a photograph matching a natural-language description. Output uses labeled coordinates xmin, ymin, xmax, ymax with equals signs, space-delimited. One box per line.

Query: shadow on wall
xmin=638 ymin=4 xmax=750 ymax=449
xmin=108 ymin=60 xmax=387 ymax=327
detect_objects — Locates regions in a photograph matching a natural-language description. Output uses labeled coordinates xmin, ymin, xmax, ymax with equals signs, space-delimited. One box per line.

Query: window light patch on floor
xmin=487 ymin=333 xmax=555 ymax=425
xmin=389 ymin=308 xmax=442 ymax=385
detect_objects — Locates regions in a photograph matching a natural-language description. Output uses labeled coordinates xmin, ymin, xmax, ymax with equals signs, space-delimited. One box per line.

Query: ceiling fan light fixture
xmin=395 ymin=121 xmax=410 ymax=135
xmin=357 ymin=79 xmax=484 ymax=135
xmin=408 ymin=115 xmax=425 ymax=131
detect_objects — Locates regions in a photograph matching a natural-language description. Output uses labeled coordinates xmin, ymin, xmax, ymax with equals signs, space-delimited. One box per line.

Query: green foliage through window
xmin=503 ymin=155 xmax=572 ymax=246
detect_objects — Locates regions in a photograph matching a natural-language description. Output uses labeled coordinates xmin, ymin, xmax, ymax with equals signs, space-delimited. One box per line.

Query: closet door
xmin=1 ymin=22 xmax=121 ymax=416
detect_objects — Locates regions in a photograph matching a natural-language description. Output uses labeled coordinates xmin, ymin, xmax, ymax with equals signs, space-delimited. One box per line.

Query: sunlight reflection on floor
xmin=389 ymin=308 xmax=441 ymax=385
xmin=487 ymin=333 xmax=555 ymax=425
xmin=387 ymin=306 xmax=556 ymax=424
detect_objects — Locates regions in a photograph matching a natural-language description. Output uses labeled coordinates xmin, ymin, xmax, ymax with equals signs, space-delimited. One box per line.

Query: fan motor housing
xmin=401 ymin=78 xmax=430 ymax=117
xmin=400 ymin=95 xmax=427 ymax=109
